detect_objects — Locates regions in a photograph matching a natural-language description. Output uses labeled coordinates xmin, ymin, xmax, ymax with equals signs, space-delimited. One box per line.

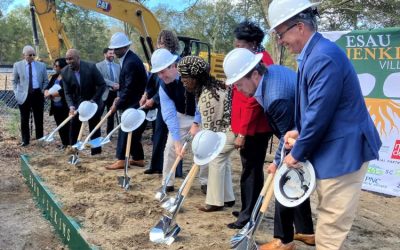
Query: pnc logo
xmin=391 ymin=140 xmax=400 ymax=160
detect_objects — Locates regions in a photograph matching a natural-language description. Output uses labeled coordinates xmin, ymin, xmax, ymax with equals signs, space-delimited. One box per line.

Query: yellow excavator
xmin=29 ymin=0 xmax=225 ymax=79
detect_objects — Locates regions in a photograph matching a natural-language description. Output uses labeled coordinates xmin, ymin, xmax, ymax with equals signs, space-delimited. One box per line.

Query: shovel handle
xmin=260 ymin=173 xmax=275 ymax=213
xmin=51 ymin=114 xmax=75 ymax=135
xmin=84 ymin=109 xmax=113 ymax=142
xmin=77 ymin=122 xmax=85 ymax=141
xmin=259 ymin=173 xmax=274 ymax=197
xmin=168 ymin=141 xmax=189 ymax=175
xmin=181 ymin=164 xmax=199 ymax=197
xmin=125 ymin=132 xmax=132 ymax=158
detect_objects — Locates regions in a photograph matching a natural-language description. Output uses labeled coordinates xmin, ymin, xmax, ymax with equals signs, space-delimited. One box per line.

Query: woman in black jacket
xmin=44 ymin=58 xmax=70 ymax=149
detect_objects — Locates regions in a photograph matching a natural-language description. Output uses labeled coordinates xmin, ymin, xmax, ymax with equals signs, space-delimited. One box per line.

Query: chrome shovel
xmin=39 ymin=114 xmax=75 ymax=143
xmin=117 ymin=131 xmax=132 ymax=190
xmin=68 ymin=123 xmax=85 ymax=166
xmin=150 ymin=164 xmax=199 ymax=245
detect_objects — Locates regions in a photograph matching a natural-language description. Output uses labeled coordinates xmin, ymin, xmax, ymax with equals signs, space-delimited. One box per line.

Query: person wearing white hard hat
xmin=61 ymin=49 xmax=106 ymax=155
xmin=150 ymin=48 xmax=207 ymax=192
xmin=178 ymin=55 xmax=236 ymax=212
xmin=268 ymin=0 xmax=382 ymax=249
xmin=140 ymin=30 xmax=184 ymax=178
xmin=229 ymin=21 xmax=275 ymax=230
xmin=106 ymin=32 xmax=148 ymax=170
xmin=224 ymin=47 xmax=308 ymax=250
xmin=12 ymin=45 xmax=48 ymax=147
xmin=44 ymin=58 xmax=70 ymax=149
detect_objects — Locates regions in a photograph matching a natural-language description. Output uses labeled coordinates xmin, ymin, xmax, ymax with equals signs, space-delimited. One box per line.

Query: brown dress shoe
xmin=129 ymin=159 xmax=145 ymax=167
xmin=198 ymin=204 xmax=224 ymax=212
xmin=294 ymin=233 xmax=315 ymax=246
xmin=259 ymin=239 xmax=296 ymax=250
xmin=105 ymin=160 xmax=125 ymax=170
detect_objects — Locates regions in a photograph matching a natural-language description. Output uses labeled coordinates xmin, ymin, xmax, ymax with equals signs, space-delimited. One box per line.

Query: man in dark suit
xmin=105 ymin=32 xmax=148 ymax=170
xmin=61 ymin=48 xmax=106 ymax=155
xmin=12 ymin=45 xmax=48 ymax=146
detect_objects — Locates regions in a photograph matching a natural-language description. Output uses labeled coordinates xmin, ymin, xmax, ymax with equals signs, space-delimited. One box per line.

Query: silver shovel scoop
xmin=149 ymin=215 xmax=181 ymax=245
xmin=150 ymin=164 xmax=199 ymax=245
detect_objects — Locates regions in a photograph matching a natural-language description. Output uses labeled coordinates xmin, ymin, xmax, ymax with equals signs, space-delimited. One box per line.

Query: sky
xmin=7 ymin=0 xmax=192 ymax=13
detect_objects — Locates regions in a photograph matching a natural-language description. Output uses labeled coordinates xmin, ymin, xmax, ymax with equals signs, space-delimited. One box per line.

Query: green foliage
xmin=57 ymin=2 xmax=111 ymax=62
xmin=0 ymin=8 xmax=32 ymax=64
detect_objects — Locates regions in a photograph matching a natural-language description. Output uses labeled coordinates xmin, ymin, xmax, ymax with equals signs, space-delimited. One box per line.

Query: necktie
xmin=28 ymin=62 xmax=33 ymax=93
xmin=109 ymin=63 xmax=115 ymax=82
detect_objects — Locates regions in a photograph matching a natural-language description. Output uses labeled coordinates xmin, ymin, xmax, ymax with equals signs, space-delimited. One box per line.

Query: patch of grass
xmin=3 ymin=107 xmax=20 ymax=138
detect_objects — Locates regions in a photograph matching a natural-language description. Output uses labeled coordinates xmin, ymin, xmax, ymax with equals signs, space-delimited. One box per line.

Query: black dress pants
xmin=70 ymin=108 xmax=102 ymax=155
xmin=274 ymin=198 xmax=314 ymax=244
xmin=18 ymin=90 xmax=44 ymax=144
xmin=148 ymin=106 xmax=168 ymax=171
xmin=116 ymin=118 xmax=147 ymax=160
xmin=53 ymin=105 xmax=70 ymax=146
xmin=236 ymin=132 xmax=272 ymax=225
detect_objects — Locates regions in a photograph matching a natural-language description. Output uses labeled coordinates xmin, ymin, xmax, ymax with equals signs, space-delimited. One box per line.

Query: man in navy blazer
xmin=268 ymin=0 xmax=382 ymax=249
xmin=106 ymin=32 xmax=148 ymax=170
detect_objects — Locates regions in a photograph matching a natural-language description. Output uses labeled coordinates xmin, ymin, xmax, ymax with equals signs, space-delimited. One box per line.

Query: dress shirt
xmin=25 ymin=61 xmax=39 ymax=89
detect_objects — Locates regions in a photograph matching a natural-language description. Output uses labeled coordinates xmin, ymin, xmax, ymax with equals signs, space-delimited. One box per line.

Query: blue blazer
xmin=291 ymin=32 xmax=381 ymax=179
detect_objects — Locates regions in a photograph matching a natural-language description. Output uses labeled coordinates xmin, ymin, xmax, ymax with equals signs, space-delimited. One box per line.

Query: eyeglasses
xmin=275 ymin=23 xmax=298 ymax=40
xmin=27 ymin=54 xmax=36 ymax=57
xmin=66 ymin=57 xmax=73 ymax=61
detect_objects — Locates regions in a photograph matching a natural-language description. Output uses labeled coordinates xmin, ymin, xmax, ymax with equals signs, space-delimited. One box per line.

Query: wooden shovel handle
xmin=181 ymin=164 xmax=199 ymax=197
xmin=125 ymin=132 xmax=132 ymax=158
xmin=77 ymin=122 xmax=85 ymax=141
xmin=259 ymin=173 xmax=274 ymax=197
xmin=85 ymin=109 xmax=113 ymax=141
xmin=52 ymin=114 xmax=75 ymax=134
xmin=168 ymin=141 xmax=188 ymax=175
xmin=260 ymin=173 xmax=275 ymax=213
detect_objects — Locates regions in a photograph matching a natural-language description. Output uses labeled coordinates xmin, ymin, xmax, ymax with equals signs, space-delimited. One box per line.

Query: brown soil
xmin=1 ymin=109 xmax=399 ymax=250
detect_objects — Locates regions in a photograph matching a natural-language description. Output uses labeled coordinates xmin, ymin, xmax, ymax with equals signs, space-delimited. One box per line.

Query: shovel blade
xmin=150 ymin=216 xmax=180 ymax=245
xmin=230 ymin=221 xmax=255 ymax=249
xmin=67 ymin=154 xmax=80 ymax=165
xmin=161 ymin=197 xmax=176 ymax=210
xmin=88 ymin=137 xmax=103 ymax=148
xmin=155 ymin=190 xmax=167 ymax=202
xmin=232 ymin=236 xmax=258 ymax=250
xmin=100 ymin=137 xmax=111 ymax=146
xmin=146 ymin=108 xmax=158 ymax=121
xmin=72 ymin=141 xmax=83 ymax=150
xmin=117 ymin=176 xmax=131 ymax=190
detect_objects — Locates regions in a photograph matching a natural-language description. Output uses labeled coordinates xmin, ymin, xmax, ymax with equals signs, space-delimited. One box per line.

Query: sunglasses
xmin=275 ymin=23 xmax=299 ymax=40
xmin=27 ymin=54 xmax=36 ymax=57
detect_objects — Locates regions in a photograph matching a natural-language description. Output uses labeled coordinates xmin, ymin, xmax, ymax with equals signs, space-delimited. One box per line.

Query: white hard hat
xmin=268 ymin=0 xmax=320 ymax=31
xmin=223 ymin=48 xmax=263 ymax=85
xmin=192 ymin=130 xmax=226 ymax=165
xmin=109 ymin=32 xmax=132 ymax=49
xmin=48 ymin=84 xmax=61 ymax=95
xmin=274 ymin=160 xmax=316 ymax=207
xmin=150 ymin=48 xmax=178 ymax=73
xmin=121 ymin=108 xmax=146 ymax=132
xmin=78 ymin=101 xmax=98 ymax=122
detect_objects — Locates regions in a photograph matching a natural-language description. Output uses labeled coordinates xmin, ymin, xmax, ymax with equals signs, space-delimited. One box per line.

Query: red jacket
xmin=231 ymin=51 xmax=274 ymax=136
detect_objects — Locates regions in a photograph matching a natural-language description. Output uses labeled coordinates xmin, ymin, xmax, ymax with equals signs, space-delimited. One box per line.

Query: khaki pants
xmin=162 ymin=113 xmax=208 ymax=186
xmin=315 ymin=162 xmax=368 ymax=250
xmin=205 ymin=131 xmax=235 ymax=206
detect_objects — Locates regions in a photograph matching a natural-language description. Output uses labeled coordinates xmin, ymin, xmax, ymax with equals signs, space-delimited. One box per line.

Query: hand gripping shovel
xmin=117 ymin=131 xmax=133 ymax=190
xmin=150 ymin=164 xmax=200 ymax=245
xmin=68 ymin=122 xmax=85 ymax=166
xmin=77 ymin=109 xmax=114 ymax=150
xmin=155 ymin=136 xmax=192 ymax=202
xmin=230 ymin=173 xmax=275 ymax=250
xmin=39 ymin=114 xmax=75 ymax=143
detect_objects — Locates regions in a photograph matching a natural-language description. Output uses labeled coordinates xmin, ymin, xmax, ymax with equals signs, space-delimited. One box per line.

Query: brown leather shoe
xmin=259 ymin=239 xmax=296 ymax=250
xmin=129 ymin=159 xmax=145 ymax=167
xmin=198 ymin=204 xmax=224 ymax=212
xmin=294 ymin=233 xmax=315 ymax=246
xmin=105 ymin=160 xmax=125 ymax=170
